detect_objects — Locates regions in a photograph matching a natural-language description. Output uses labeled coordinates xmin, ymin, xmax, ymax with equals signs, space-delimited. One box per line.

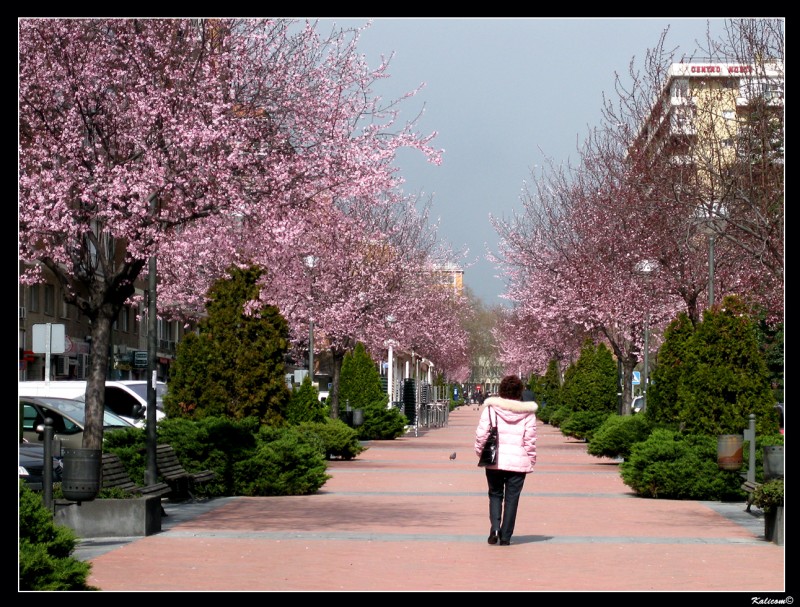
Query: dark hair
xmin=498 ymin=375 xmax=524 ymax=400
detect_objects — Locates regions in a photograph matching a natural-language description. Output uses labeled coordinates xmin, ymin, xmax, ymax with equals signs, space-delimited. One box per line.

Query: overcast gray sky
xmin=317 ymin=17 xmax=729 ymax=306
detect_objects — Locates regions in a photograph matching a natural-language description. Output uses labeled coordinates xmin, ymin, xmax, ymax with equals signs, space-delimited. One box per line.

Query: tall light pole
xmin=145 ymin=194 xmax=158 ymax=485
xmin=635 ymin=259 xmax=658 ymax=415
xmin=695 ymin=202 xmax=728 ymax=309
xmin=385 ymin=314 xmax=396 ymax=406
xmin=304 ymin=255 xmax=318 ymax=384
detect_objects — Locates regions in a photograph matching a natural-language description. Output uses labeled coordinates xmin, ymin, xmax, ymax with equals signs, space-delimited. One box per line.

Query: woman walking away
xmin=474 ymin=374 xmax=538 ymax=546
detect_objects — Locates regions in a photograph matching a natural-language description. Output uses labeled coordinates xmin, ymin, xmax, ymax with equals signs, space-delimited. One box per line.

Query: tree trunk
xmin=82 ymin=314 xmax=114 ymax=450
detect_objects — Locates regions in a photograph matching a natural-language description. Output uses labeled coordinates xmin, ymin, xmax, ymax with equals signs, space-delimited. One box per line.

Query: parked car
xmin=19 ymin=440 xmax=63 ymax=489
xmin=19 ymin=395 xmax=135 ymax=454
xmin=18 ymin=380 xmax=167 ymax=427
xmin=632 ymin=396 xmax=646 ymax=414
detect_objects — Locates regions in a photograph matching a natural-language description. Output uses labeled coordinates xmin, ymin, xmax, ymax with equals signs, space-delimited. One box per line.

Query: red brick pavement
xmin=81 ymin=406 xmax=786 ymax=593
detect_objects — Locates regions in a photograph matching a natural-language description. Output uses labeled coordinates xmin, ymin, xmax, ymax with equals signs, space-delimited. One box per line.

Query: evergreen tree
xmin=536 ymin=358 xmax=562 ymax=423
xmin=558 ymin=340 xmax=617 ymax=440
xmin=646 ymin=312 xmax=695 ymax=425
xmin=676 ymin=295 xmax=779 ymax=436
xmin=339 ymin=342 xmax=406 ymax=440
xmin=165 ymin=266 xmax=291 ymax=425
xmin=286 ymin=375 xmax=329 ymax=424
xmin=560 ymin=340 xmax=618 ymax=413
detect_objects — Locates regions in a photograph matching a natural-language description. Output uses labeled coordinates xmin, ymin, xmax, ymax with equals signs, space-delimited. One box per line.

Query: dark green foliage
xmin=356 ymin=403 xmax=408 ymax=440
xmin=155 ymin=416 xmax=258 ymax=497
xmin=234 ymin=426 xmax=331 ymax=495
xmin=19 ymin=481 xmax=97 ymax=591
xmin=675 ymin=296 xmax=778 ymax=436
xmin=620 ymin=429 xmax=744 ymax=500
xmin=339 ymin=342 xmax=388 ymax=411
xmin=286 ymin=375 xmax=329 ymax=424
xmin=165 ymin=265 xmax=291 ymax=425
xmin=587 ymin=413 xmax=656 ymax=459
xmin=527 ymin=363 xmax=560 ymax=424
xmin=297 ymin=418 xmax=367 ymax=460
xmin=101 ymin=425 xmax=148 ymax=484
xmin=560 ymin=410 xmax=614 ymax=442
xmin=752 ymin=478 xmax=783 ymax=512
xmin=103 ymin=416 xmax=331 ymax=497
xmin=339 ymin=342 xmax=407 ymax=440
xmin=560 ymin=340 xmax=618 ymax=413
xmin=646 ymin=312 xmax=694 ymax=425
xmin=556 ymin=341 xmax=617 ymax=438
xmin=546 ymin=405 xmax=569 ymax=429
xmin=753 ymin=312 xmax=784 ymax=402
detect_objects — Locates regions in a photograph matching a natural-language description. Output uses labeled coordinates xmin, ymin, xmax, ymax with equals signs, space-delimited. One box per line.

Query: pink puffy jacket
xmin=474 ymin=396 xmax=538 ymax=473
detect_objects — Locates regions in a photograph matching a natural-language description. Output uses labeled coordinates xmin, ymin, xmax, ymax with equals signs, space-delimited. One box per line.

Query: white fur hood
xmin=482 ymin=396 xmax=538 ymax=416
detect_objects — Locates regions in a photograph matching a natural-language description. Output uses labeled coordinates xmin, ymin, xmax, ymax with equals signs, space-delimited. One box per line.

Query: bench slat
xmin=155 ymin=444 xmax=215 ymax=499
xmin=101 ymin=453 xmax=172 ymax=499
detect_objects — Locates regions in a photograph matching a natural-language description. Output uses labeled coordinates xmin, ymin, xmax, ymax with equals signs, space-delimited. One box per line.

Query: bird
xmin=449 ymin=452 xmax=457 ymax=461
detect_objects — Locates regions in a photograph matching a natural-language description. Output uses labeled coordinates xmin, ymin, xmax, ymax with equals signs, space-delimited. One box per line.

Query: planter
xmin=764 ymin=506 xmax=784 ymax=546
xmin=54 ymin=496 xmax=162 ymax=538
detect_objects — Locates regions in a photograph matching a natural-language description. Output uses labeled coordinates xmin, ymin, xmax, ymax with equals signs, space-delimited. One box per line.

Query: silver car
xmin=20 ymin=395 xmax=135 ymax=455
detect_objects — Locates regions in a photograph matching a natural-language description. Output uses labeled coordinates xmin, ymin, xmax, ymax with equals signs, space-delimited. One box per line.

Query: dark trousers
xmin=486 ymin=469 xmax=527 ymax=542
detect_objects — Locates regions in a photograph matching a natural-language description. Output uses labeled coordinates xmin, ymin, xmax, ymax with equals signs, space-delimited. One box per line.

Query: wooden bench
xmin=102 ymin=452 xmax=172 ymax=514
xmin=741 ymin=480 xmax=761 ymax=512
xmin=156 ymin=444 xmax=215 ymax=500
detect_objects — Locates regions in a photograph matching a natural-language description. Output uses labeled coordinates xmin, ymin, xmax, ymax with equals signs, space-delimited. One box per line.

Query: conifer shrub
xmin=297 ymin=418 xmax=367 ymax=460
xmin=620 ymin=428 xmax=744 ymax=500
xmin=339 ymin=342 xmax=407 ymax=440
xmin=587 ymin=413 xmax=656 ymax=460
xmin=560 ymin=410 xmax=614 ymax=442
xmin=286 ymin=375 xmax=329 ymax=424
xmin=236 ymin=426 xmax=331 ymax=495
xmin=19 ymin=481 xmax=97 ymax=591
xmin=164 ymin=265 xmax=291 ymax=425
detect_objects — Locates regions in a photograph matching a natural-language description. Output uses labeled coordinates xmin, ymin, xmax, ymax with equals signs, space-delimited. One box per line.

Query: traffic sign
xmin=632 ymin=371 xmax=641 ymax=385
xmin=32 ymin=323 xmax=66 ymax=354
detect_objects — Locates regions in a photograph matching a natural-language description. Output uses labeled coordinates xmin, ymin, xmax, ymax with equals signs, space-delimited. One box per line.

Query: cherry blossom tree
xmin=491 ymin=19 xmax=783 ymax=415
xmin=19 ymin=18 xmax=442 ymax=447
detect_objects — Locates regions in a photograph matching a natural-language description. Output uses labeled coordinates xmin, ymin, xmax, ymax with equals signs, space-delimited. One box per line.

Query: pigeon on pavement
xmin=449 ymin=452 xmax=457 ymax=461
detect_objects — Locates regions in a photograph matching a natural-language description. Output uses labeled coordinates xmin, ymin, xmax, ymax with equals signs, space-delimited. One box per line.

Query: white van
xmin=18 ymin=380 xmax=167 ymax=428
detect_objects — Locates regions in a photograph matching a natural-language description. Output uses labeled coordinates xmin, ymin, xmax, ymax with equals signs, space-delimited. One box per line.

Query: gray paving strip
xmin=73 ymin=495 xmax=766 ymax=563
xmin=157 ymin=530 xmax=766 ymax=545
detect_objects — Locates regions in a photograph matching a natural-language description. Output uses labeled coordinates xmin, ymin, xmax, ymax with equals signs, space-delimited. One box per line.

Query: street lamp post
xmin=385 ymin=315 xmax=396 ymax=406
xmin=304 ymin=255 xmax=318 ymax=383
xmin=695 ymin=202 xmax=728 ymax=309
xmin=635 ymin=259 xmax=658 ymax=415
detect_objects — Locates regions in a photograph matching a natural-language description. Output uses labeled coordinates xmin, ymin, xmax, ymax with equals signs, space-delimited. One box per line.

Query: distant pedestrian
xmin=474 ymin=374 xmax=537 ymax=546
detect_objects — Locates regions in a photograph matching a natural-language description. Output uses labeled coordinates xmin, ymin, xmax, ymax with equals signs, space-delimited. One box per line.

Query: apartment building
xmin=635 ymin=59 xmax=784 ymax=171
xmin=18 ymin=262 xmax=189 ymax=383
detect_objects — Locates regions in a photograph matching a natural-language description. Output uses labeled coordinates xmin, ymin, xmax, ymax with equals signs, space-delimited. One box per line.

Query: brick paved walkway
xmin=75 ymin=406 xmax=786 ymax=593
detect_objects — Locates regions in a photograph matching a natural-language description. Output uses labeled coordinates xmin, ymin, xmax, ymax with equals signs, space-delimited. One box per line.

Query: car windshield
xmin=26 ymin=396 xmax=133 ymax=429
xmin=124 ymin=382 xmax=166 ymax=410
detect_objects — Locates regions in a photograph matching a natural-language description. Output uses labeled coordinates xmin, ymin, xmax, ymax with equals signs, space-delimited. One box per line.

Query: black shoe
xmin=499 ymin=539 xmax=510 ymax=546
xmin=487 ymin=530 xmax=499 ymax=545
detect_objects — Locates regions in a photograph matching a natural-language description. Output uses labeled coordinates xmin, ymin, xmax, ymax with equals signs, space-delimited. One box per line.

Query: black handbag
xmin=478 ymin=407 xmax=498 ymax=467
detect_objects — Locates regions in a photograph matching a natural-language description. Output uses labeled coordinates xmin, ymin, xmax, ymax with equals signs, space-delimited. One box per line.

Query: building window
xmin=61 ymin=297 xmax=70 ymax=320
xmin=44 ymin=284 xmax=55 ymax=316
xmin=671 ymin=78 xmax=689 ymax=98
xmin=120 ymin=306 xmax=129 ymax=332
xmin=29 ymin=285 xmax=40 ymax=313
xmin=722 ymin=110 xmax=736 ymax=121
